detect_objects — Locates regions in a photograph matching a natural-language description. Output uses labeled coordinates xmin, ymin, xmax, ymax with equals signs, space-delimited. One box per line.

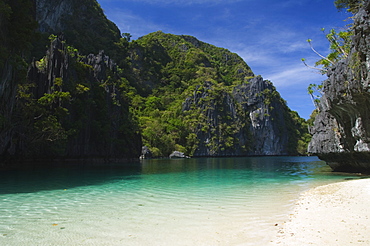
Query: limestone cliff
xmin=308 ymin=2 xmax=370 ymax=172
xmin=234 ymin=76 xmax=294 ymax=155
xmin=0 ymin=0 xmax=38 ymax=164
xmin=34 ymin=0 xmax=121 ymax=58
xmin=1 ymin=0 xmax=141 ymax=165
xmin=130 ymin=32 xmax=309 ymax=157
xmin=36 ymin=0 xmax=73 ymax=33
xmin=183 ymin=76 xmax=305 ymax=157
xmin=1 ymin=0 xmax=310 ymax=164
xmin=26 ymin=37 xmax=142 ymax=161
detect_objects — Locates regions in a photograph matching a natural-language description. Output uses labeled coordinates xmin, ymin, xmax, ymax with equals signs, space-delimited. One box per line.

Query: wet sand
xmin=270 ymin=178 xmax=370 ymax=245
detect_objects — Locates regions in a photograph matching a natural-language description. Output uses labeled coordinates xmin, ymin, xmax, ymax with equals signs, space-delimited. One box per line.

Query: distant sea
xmin=0 ymin=156 xmax=358 ymax=245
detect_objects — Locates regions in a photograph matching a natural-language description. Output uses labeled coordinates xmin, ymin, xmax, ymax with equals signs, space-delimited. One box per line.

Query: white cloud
xmin=264 ymin=64 xmax=325 ymax=87
xmin=97 ymin=0 xmax=331 ymax=119
xmin=206 ymin=20 xmax=328 ymax=88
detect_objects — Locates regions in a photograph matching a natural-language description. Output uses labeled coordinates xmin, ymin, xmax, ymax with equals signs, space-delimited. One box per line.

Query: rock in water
xmin=169 ymin=151 xmax=189 ymax=158
xmin=140 ymin=146 xmax=153 ymax=159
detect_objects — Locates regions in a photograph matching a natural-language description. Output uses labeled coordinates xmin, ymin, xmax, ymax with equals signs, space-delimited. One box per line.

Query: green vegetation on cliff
xmin=62 ymin=0 xmax=122 ymax=57
xmin=126 ymin=31 xmax=310 ymax=157
xmin=308 ymin=0 xmax=370 ymax=172
xmin=0 ymin=0 xmax=311 ymax=163
xmin=335 ymin=0 xmax=364 ymax=13
xmin=14 ymin=37 xmax=141 ymax=160
xmin=0 ymin=0 xmax=39 ymax=162
xmin=304 ymin=1 xmax=363 ymax=111
xmin=33 ymin=0 xmax=125 ymax=60
xmin=126 ymin=31 xmax=253 ymax=156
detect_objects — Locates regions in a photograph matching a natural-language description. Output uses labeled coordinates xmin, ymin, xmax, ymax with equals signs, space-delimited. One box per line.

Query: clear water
xmin=0 ymin=156 xmax=358 ymax=245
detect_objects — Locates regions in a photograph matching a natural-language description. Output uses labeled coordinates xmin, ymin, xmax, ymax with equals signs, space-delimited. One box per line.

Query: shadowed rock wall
xmin=308 ymin=2 xmax=370 ymax=172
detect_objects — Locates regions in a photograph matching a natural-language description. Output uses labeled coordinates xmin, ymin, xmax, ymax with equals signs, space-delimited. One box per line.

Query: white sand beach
xmin=271 ymin=178 xmax=370 ymax=245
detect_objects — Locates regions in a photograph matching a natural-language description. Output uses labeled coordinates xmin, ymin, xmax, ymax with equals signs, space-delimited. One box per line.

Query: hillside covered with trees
xmin=0 ymin=0 xmax=311 ymax=165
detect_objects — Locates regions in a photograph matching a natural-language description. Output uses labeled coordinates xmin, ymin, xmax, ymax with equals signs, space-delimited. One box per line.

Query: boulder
xmin=169 ymin=151 xmax=189 ymax=158
xmin=140 ymin=146 xmax=153 ymax=159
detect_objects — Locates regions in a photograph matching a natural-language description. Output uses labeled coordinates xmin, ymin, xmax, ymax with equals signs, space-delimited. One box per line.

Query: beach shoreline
xmin=270 ymin=178 xmax=370 ymax=245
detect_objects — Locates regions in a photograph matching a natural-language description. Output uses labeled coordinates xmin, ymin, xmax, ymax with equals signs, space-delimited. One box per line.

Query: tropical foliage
xmin=335 ymin=0 xmax=365 ymax=13
xmin=1 ymin=0 xmax=311 ymax=162
xmin=303 ymin=5 xmax=355 ymax=109
xmin=125 ymin=32 xmax=309 ymax=156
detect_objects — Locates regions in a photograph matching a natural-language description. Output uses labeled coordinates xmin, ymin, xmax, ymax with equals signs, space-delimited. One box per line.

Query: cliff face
xmin=1 ymin=0 xmax=310 ymax=164
xmin=182 ymin=81 xmax=248 ymax=156
xmin=34 ymin=0 xmax=122 ymax=58
xmin=25 ymin=37 xmax=142 ymax=161
xmin=308 ymin=2 xmax=370 ymax=172
xmin=0 ymin=0 xmax=38 ymax=163
xmin=182 ymin=76 xmax=300 ymax=156
xmin=130 ymin=32 xmax=309 ymax=157
xmin=234 ymin=76 xmax=292 ymax=155
xmin=36 ymin=0 xmax=73 ymax=33
xmin=1 ymin=0 xmax=141 ymax=164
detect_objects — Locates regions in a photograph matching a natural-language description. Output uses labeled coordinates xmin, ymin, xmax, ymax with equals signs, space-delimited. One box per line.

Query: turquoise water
xmin=0 ymin=156 xmax=357 ymax=245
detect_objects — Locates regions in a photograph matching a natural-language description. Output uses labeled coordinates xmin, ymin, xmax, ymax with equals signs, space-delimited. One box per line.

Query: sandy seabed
xmin=270 ymin=178 xmax=370 ymax=245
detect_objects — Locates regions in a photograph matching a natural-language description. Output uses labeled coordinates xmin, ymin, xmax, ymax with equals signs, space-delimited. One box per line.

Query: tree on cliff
xmin=303 ymin=0 xmax=363 ymax=73
xmin=303 ymin=0 xmax=358 ymax=108
xmin=303 ymin=28 xmax=352 ymax=109
xmin=335 ymin=0 xmax=365 ymax=13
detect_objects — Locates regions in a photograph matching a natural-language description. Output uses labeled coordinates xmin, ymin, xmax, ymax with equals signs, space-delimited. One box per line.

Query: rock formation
xmin=308 ymin=2 xmax=370 ymax=172
xmin=0 ymin=0 xmax=38 ymax=164
xmin=36 ymin=0 xmax=73 ymax=33
xmin=169 ymin=151 xmax=189 ymax=158
xmin=1 ymin=0 xmax=141 ymax=165
xmin=1 ymin=0 xmax=310 ymax=165
xmin=140 ymin=146 xmax=153 ymax=159
xmin=28 ymin=37 xmax=142 ymax=161
xmin=183 ymin=76 xmax=305 ymax=156
xmin=34 ymin=0 xmax=121 ymax=57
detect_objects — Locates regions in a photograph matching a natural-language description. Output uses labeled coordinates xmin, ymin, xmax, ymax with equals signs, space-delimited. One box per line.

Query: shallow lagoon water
xmin=0 ymin=156 xmax=357 ymax=245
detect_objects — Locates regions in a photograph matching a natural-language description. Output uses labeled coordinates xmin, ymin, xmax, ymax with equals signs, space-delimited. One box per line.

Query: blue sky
xmin=98 ymin=0 xmax=351 ymax=119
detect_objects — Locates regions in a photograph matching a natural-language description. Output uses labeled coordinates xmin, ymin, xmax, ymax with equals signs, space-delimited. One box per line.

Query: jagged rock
xmin=308 ymin=2 xmax=370 ymax=172
xmin=169 ymin=151 xmax=189 ymax=158
xmin=1 ymin=1 xmax=309 ymax=164
xmin=234 ymin=76 xmax=291 ymax=155
xmin=183 ymin=76 xmax=303 ymax=156
xmin=36 ymin=0 xmax=73 ymax=33
xmin=35 ymin=0 xmax=121 ymax=57
xmin=182 ymin=81 xmax=245 ymax=156
xmin=124 ymin=31 xmax=308 ymax=157
xmin=26 ymin=37 xmax=142 ymax=161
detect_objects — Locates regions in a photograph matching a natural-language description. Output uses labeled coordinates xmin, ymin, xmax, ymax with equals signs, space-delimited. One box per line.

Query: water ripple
xmin=0 ymin=156 xmax=356 ymax=245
